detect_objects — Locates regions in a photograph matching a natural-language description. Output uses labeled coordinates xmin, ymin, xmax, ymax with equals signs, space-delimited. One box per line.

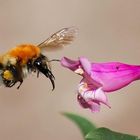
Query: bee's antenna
xmin=48 ymin=59 xmax=60 ymax=62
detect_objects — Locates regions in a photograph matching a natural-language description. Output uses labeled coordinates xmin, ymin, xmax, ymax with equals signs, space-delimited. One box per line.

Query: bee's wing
xmin=38 ymin=27 xmax=78 ymax=52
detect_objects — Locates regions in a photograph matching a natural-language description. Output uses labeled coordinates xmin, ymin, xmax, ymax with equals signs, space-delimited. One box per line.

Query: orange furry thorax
xmin=9 ymin=44 xmax=41 ymax=65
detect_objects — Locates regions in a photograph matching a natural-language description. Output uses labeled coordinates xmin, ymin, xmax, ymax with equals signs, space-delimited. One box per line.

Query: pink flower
xmin=61 ymin=57 xmax=140 ymax=112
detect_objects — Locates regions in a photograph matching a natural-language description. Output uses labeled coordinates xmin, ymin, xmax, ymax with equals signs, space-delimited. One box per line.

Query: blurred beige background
xmin=0 ymin=0 xmax=140 ymax=139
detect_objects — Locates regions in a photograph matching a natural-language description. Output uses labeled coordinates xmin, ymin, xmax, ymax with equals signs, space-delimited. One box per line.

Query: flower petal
xmin=79 ymin=57 xmax=91 ymax=75
xmin=90 ymin=62 xmax=140 ymax=92
xmin=77 ymin=94 xmax=90 ymax=108
xmin=77 ymin=94 xmax=101 ymax=112
xmin=60 ymin=57 xmax=80 ymax=71
xmin=77 ymin=81 xmax=110 ymax=112
xmin=88 ymin=101 xmax=100 ymax=112
xmin=94 ymin=88 xmax=110 ymax=108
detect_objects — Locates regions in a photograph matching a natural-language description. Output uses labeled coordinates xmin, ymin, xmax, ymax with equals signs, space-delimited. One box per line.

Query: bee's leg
xmin=27 ymin=59 xmax=36 ymax=73
xmin=14 ymin=63 xmax=24 ymax=89
xmin=37 ymin=70 xmax=40 ymax=78
xmin=17 ymin=80 xmax=23 ymax=89
xmin=2 ymin=65 xmax=17 ymax=88
xmin=3 ymin=79 xmax=16 ymax=88
xmin=33 ymin=56 xmax=55 ymax=90
xmin=6 ymin=64 xmax=23 ymax=89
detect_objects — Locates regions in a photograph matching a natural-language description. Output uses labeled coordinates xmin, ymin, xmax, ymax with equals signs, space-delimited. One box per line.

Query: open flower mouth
xmin=74 ymin=67 xmax=84 ymax=75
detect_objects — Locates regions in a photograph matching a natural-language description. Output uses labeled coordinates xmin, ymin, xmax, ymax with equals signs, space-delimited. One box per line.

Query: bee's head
xmin=33 ymin=55 xmax=55 ymax=91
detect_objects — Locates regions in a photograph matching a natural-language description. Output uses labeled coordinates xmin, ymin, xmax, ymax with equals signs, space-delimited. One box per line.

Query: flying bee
xmin=0 ymin=27 xmax=77 ymax=90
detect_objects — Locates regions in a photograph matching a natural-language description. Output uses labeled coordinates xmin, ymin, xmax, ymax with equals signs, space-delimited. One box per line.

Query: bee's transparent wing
xmin=38 ymin=27 xmax=78 ymax=52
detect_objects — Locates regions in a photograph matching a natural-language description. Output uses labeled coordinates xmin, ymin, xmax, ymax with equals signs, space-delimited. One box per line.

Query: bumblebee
xmin=0 ymin=27 xmax=77 ymax=90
